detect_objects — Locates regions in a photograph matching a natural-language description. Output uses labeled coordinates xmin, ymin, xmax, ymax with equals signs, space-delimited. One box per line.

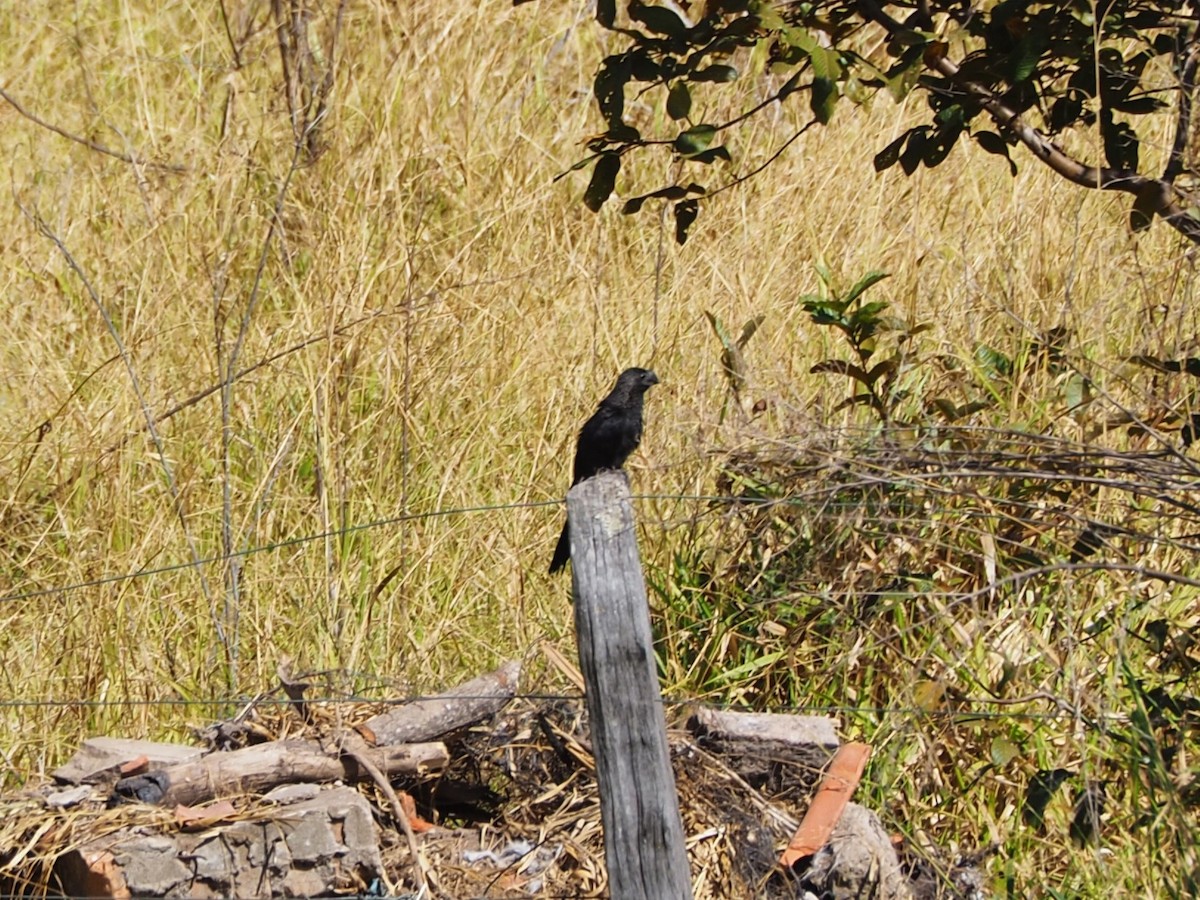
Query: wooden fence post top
xmin=567 ymin=470 xmax=693 ymax=900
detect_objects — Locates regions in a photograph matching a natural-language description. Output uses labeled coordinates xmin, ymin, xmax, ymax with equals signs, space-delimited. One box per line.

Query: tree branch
xmin=1163 ymin=31 xmax=1200 ymax=184
xmin=857 ymin=0 xmax=1200 ymax=245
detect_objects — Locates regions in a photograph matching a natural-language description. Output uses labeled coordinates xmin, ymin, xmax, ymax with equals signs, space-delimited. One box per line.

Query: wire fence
xmin=4 ymin=433 xmax=1199 ymax=898
xmin=6 ymin=427 xmax=1200 ymax=717
xmin=0 ymin=692 xmax=1103 ymax=722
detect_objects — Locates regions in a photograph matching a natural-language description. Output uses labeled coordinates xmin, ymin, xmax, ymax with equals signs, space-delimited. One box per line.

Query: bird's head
xmin=618 ymin=367 xmax=660 ymax=393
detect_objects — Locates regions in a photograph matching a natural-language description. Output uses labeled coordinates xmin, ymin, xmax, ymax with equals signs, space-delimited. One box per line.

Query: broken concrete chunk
xmin=54 ymin=786 xmax=383 ymax=899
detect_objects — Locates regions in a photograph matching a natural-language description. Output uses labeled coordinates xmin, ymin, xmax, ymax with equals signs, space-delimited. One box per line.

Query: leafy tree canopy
xmin=535 ymin=0 xmax=1200 ymax=244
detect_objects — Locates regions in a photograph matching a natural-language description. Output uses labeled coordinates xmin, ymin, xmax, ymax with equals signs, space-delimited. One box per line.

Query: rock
xmin=54 ymin=786 xmax=384 ymax=898
xmin=799 ymin=802 xmax=912 ymax=900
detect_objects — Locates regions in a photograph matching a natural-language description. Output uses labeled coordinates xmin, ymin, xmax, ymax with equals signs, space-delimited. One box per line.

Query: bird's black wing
xmin=572 ymin=404 xmax=643 ymax=484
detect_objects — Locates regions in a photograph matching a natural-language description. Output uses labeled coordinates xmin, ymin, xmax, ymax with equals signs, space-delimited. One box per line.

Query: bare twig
xmin=337 ymin=730 xmax=428 ymax=893
xmin=0 ymin=85 xmax=186 ymax=173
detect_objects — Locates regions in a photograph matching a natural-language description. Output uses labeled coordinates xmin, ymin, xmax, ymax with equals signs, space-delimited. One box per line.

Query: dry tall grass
xmin=1 ymin=1 xmax=1197 ymax=894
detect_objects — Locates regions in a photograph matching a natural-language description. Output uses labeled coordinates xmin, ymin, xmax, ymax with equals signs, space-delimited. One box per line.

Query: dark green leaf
xmin=559 ymin=155 xmax=597 ymax=178
xmin=667 ymin=82 xmax=692 ymax=121
xmin=596 ymin=0 xmax=615 ymax=28
xmin=629 ymin=1 xmax=688 ymax=37
xmin=975 ymin=343 xmax=1013 ymax=378
xmin=737 ymin=315 xmax=764 ymax=347
xmin=811 ymin=75 xmax=837 ymax=124
xmin=851 ymin=300 xmax=888 ymax=322
xmin=595 ymin=56 xmax=630 ymax=127
xmin=931 ymin=398 xmax=959 ymax=421
xmin=584 ymin=153 xmax=621 ymax=212
xmin=784 ymin=26 xmax=842 ymax=123
xmin=674 ymin=198 xmax=699 ymax=244
xmin=1070 ymin=782 xmax=1106 ymax=847
xmin=1110 ymin=96 xmax=1166 ymax=115
xmin=974 ymin=130 xmax=1016 ymax=176
xmin=674 ymin=124 xmax=717 ymax=155
xmin=629 ymin=52 xmax=662 ymax=82
xmin=622 ymin=184 xmax=691 ymax=215
xmin=691 ymin=64 xmax=739 ymax=83
xmin=751 ymin=1 xmax=785 ymax=30
xmin=705 ymin=311 xmax=734 ymax=350
xmin=1102 ymin=116 xmax=1139 ymax=171
xmin=1130 ymin=183 xmax=1161 ymax=233
xmin=893 ymin=29 xmax=933 ymax=47
xmin=603 ymin=123 xmax=642 ymax=144
xmin=1009 ymin=31 xmax=1047 ymax=83
xmin=874 ymin=132 xmax=909 ymax=172
xmin=884 ymin=57 xmax=922 ymax=102
xmin=808 ymin=45 xmax=843 ymax=124
xmin=1024 ymin=769 xmax=1073 ymax=831
xmin=923 ymin=120 xmax=962 ymax=168
xmin=1049 ymin=94 xmax=1083 ymax=133
xmin=688 ymin=145 xmax=732 ymax=164
xmin=990 ymin=736 xmax=1020 ymax=767
xmin=844 ymin=271 xmax=890 ymax=304
xmin=833 ymin=393 xmax=879 ymax=412
xmin=866 ymin=357 xmax=898 ymax=385
xmin=777 ymin=70 xmax=803 ymax=100
xmin=899 ymin=128 xmax=928 ymax=175
xmin=1127 ymin=354 xmax=1173 ymax=374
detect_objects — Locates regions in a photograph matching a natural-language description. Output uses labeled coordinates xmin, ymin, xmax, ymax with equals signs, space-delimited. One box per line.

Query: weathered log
xmin=687 ymin=708 xmax=840 ymax=793
xmin=357 ymin=659 xmax=521 ymax=746
xmin=53 ymin=737 xmax=203 ymax=785
xmin=111 ymin=738 xmax=448 ymax=808
xmin=569 ymin=472 xmax=692 ymax=900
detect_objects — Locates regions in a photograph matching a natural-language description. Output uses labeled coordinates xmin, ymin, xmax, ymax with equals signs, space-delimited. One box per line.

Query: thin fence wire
xmin=0 ymin=693 xmax=1100 ymax=722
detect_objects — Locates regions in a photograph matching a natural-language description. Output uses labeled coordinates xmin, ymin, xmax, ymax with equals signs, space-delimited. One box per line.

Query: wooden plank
xmin=568 ymin=472 xmax=692 ymax=900
xmin=687 ymin=708 xmax=840 ymax=747
xmin=687 ymin=708 xmax=840 ymax=789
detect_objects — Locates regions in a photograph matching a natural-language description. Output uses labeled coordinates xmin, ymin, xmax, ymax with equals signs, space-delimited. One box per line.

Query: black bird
xmin=548 ymin=367 xmax=659 ymax=574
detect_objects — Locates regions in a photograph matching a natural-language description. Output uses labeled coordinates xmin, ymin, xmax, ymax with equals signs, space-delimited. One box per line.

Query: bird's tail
xmin=548 ymin=520 xmax=570 ymax=574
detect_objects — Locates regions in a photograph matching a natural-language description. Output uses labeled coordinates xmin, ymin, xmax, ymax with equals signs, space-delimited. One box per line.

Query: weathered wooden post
xmin=567 ymin=471 xmax=692 ymax=900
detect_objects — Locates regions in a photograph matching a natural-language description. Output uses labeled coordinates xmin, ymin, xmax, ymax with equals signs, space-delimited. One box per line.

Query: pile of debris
xmin=0 ymin=660 xmax=986 ymax=898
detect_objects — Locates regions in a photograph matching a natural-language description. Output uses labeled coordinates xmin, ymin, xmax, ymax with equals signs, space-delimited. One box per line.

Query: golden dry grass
xmin=1 ymin=0 xmax=1198 ymax=895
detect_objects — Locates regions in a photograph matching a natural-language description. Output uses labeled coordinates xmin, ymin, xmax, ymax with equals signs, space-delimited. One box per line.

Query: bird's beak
xmin=644 ymin=371 xmax=660 ymax=386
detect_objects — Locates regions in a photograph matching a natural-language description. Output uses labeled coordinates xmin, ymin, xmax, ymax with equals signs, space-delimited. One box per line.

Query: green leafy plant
xmin=801 ymin=267 xmax=930 ymax=424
